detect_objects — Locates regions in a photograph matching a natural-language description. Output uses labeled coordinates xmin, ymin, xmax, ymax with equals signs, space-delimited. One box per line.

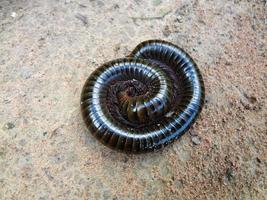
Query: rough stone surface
xmin=0 ymin=0 xmax=266 ymax=199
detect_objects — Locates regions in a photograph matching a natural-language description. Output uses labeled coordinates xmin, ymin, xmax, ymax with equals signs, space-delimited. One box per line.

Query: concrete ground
xmin=0 ymin=0 xmax=266 ymax=199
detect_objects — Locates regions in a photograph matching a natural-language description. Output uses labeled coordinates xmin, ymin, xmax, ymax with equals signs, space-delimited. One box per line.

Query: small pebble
xmin=256 ymin=157 xmax=261 ymax=163
xmin=226 ymin=167 xmax=234 ymax=182
xmin=176 ymin=15 xmax=183 ymax=23
xmin=3 ymin=122 xmax=15 ymax=130
xmin=11 ymin=12 xmax=17 ymax=18
xmin=163 ymin=25 xmax=171 ymax=37
xmin=191 ymin=136 xmax=201 ymax=145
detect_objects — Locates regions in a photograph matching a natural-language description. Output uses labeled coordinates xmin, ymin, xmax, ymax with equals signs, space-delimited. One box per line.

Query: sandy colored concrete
xmin=0 ymin=0 xmax=266 ymax=199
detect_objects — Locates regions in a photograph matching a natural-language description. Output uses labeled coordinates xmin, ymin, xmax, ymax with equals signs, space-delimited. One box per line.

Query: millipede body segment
xmin=81 ymin=40 xmax=205 ymax=153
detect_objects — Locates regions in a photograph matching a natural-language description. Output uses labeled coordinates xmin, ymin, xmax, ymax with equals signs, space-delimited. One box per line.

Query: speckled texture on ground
xmin=0 ymin=0 xmax=266 ymax=199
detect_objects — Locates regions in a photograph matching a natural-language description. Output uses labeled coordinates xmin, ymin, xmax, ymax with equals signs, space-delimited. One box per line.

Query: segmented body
xmin=81 ymin=40 xmax=205 ymax=153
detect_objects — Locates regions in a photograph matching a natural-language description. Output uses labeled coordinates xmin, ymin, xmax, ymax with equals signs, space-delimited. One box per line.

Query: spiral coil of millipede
xmin=81 ymin=40 xmax=205 ymax=153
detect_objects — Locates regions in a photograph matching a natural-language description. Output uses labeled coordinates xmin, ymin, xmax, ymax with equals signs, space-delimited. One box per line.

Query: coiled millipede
xmin=81 ymin=40 xmax=205 ymax=153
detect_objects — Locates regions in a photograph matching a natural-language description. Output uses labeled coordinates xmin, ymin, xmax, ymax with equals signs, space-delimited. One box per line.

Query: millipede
xmin=80 ymin=40 xmax=205 ymax=153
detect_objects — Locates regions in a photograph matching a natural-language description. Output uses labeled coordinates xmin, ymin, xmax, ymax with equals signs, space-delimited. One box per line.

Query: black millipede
xmin=80 ymin=40 xmax=205 ymax=153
